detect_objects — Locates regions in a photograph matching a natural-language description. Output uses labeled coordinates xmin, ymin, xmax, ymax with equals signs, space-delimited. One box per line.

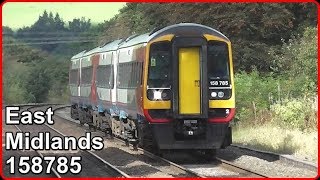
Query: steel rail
xmin=13 ymin=124 xmax=62 ymax=178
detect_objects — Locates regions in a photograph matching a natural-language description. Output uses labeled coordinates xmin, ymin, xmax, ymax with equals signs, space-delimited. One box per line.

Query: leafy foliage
xmin=24 ymin=67 xmax=51 ymax=102
xmin=270 ymin=27 xmax=317 ymax=96
xmin=3 ymin=45 xmax=69 ymax=104
xmin=235 ymin=69 xmax=317 ymax=130
xmin=13 ymin=11 xmax=97 ymax=54
xmin=271 ymin=98 xmax=317 ymax=130
xmin=234 ymin=70 xmax=277 ymax=125
xmin=2 ymin=26 xmax=14 ymax=36
xmin=68 ymin=17 xmax=91 ymax=32
xmin=99 ymin=3 xmax=317 ymax=72
xmin=3 ymin=70 xmax=31 ymax=104
xmin=31 ymin=11 xmax=67 ymax=32
xmin=235 ymin=27 xmax=317 ymax=130
xmin=3 ymin=10 xmax=105 ymax=104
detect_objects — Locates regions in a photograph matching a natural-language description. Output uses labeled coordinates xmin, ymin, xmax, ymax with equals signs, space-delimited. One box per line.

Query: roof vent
xmin=100 ymin=40 xmax=112 ymax=48
xmin=125 ymin=34 xmax=139 ymax=42
xmin=118 ymin=38 xmax=126 ymax=45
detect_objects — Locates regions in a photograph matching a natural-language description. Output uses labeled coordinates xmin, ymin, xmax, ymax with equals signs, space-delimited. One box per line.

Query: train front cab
xmin=143 ymin=25 xmax=235 ymax=150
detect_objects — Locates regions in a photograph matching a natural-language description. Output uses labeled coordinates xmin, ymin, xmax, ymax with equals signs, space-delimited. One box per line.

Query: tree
xmin=270 ymin=27 xmax=317 ymax=96
xmin=99 ymin=3 xmax=317 ymax=73
xmin=25 ymin=66 xmax=51 ymax=103
xmin=68 ymin=17 xmax=91 ymax=32
xmin=2 ymin=26 xmax=14 ymax=36
xmin=54 ymin=13 xmax=65 ymax=31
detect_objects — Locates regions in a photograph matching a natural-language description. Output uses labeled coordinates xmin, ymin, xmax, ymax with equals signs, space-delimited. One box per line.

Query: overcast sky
xmin=2 ymin=2 xmax=126 ymax=29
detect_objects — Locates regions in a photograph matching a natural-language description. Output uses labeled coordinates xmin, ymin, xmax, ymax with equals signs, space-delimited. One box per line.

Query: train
xmin=69 ymin=23 xmax=235 ymax=156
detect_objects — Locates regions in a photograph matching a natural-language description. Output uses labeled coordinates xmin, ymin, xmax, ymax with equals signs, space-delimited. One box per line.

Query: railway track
xmin=2 ymin=105 xmax=59 ymax=177
xmin=178 ymin=155 xmax=268 ymax=177
xmin=13 ymin=125 xmax=61 ymax=178
xmin=3 ymin=104 xmax=129 ymax=178
xmin=53 ymin=106 xmax=202 ymax=177
xmin=216 ymin=157 xmax=268 ymax=177
xmin=53 ymin=105 xmax=268 ymax=178
xmin=112 ymin=135 xmax=268 ymax=177
xmin=110 ymin=136 xmax=204 ymax=177
xmin=229 ymin=144 xmax=318 ymax=172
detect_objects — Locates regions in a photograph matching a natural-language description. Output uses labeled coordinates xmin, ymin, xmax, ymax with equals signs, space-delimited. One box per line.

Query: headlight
xmin=218 ymin=91 xmax=224 ymax=98
xmin=147 ymin=89 xmax=171 ymax=101
xmin=210 ymin=89 xmax=231 ymax=100
xmin=153 ymin=90 xmax=162 ymax=100
xmin=162 ymin=91 xmax=168 ymax=98
xmin=211 ymin=92 xmax=217 ymax=98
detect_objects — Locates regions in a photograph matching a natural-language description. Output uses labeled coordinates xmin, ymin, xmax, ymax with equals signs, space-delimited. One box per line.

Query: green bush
xmin=235 ymin=71 xmax=317 ymax=130
xmin=235 ymin=27 xmax=317 ymax=129
xmin=271 ymin=98 xmax=317 ymax=130
xmin=235 ymin=69 xmax=317 ymax=129
xmin=234 ymin=70 xmax=278 ymax=125
xmin=3 ymin=70 xmax=32 ymax=104
xmin=269 ymin=27 xmax=317 ymax=96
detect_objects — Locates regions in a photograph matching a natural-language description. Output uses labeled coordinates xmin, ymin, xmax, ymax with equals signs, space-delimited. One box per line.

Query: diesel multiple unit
xmin=69 ymin=23 xmax=235 ymax=155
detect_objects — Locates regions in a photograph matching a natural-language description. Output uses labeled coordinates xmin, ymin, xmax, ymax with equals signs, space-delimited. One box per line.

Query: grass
xmin=47 ymin=93 xmax=69 ymax=104
xmin=232 ymin=123 xmax=318 ymax=162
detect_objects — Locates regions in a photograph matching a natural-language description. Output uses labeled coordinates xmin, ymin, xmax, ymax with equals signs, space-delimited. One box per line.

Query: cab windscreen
xmin=147 ymin=42 xmax=172 ymax=101
xmin=208 ymin=41 xmax=231 ymax=100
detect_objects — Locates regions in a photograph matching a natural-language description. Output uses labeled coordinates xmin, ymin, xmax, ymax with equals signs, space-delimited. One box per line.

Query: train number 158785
xmin=210 ymin=80 xmax=229 ymax=86
xmin=6 ymin=156 xmax=82 ymax=175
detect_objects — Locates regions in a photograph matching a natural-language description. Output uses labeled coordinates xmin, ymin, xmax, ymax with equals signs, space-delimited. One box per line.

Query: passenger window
xmin=96 ymin=65 xmax=113 ymax=88
xmin=118 ymin=61 xmax=143 ymax=89
xmin=81 ymin=67 xmax=93 ymax=85
xmin=69 ymin=69 xmax=79 ymax=85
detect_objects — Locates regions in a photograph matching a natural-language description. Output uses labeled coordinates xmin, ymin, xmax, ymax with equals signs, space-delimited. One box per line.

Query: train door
xmin=172 ymin=37 xmax=208 ymax=119
xmin=78 ymin=58 xmax=82 ymax=97
xmin=91 ymin=54 xmax=100 ymax=106
xmin=178 ymin=47 xmax=201 ymax=114
xmin=112 ymin=51 xmax=118 ymax=104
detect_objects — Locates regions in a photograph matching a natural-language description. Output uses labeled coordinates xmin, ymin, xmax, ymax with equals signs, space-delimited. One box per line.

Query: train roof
xmin=117 ymin=23 xmax=229 ymax=48
xmin=70 ymin=23 xmax=229 ymax=60
xmin=148 ymin=23 xmax=229 ymax=42
xmin=118 ymin=33 xmax=149 ymax=48
xmin=71 ymin=50 xmax=86 ymax=60
xmin=99 ymin=39 xmax=123 ymax=52
xmin=83 ymin=46 xmax=101 ymax=57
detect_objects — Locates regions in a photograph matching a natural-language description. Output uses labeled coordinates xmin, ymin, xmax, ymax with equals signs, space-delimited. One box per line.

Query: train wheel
xmin=88 ymin=124 xmax=95 ymax=131
xmin=125 ymin=139 xmax=130 ymax=146
xmin=70 ymin=106 xmax=74 ymax=119
xmin=78 ymin=108 xmax=84 ymax=126
xmin=105 ymin=128 xmax=113 ymax=139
